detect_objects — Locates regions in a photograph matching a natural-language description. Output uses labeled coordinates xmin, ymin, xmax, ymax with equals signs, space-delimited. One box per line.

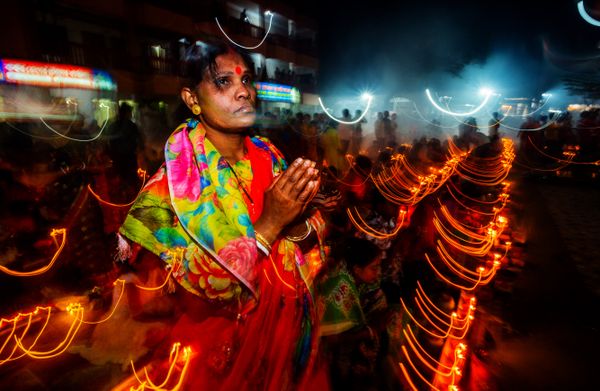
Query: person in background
xmin=318 ymin=238 xmax=389 ymax=391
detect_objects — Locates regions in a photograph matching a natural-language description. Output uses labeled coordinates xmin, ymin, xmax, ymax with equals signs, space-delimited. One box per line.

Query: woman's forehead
xmin=215 ymin=52 xmax=249 ymax=73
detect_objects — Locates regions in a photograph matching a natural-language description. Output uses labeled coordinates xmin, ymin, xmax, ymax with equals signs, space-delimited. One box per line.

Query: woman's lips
xmin=235 ymin=104 xmax=255 ymax=114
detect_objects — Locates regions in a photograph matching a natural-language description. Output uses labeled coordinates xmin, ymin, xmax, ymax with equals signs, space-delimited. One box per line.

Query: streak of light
xmin=88 ymin=169 xmax=147 ymax=207
xmin=425 ymin=89 xmax=492 ymax=117
xmin=318 ymin=93 xmax=373 ymax=125
xmin=0 ymin=228 xmax=66 ymax=277
xmin=215 ymin=11 xmax=274 ymax=50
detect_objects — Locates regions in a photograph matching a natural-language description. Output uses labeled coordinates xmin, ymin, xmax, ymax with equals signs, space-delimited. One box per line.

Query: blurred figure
xmin=338 ymin=109 xmax=353 ymax=156
xmin=320 ymin=120 xmax=345 ymax=171
xmin=388 ymin=112 xmax=398 ymax=148
xmin=374 ymin=112 xmax=385 ymax=150
xmin=303 ymin=112 xmax=319 ymax=161
xmin=456 ymin=117 xmax=484 ymax=150
xmin=382 ymin=111 xmax=393 ymax=148
xmin=106 ymin=103 xmax=141 ymax=182
xmin=517 ymin=115 xmax=543 ymax=162
xmin=350 ymin=109 xmax=366 ymax=155
xmin=426 ymin=118 xmax=443 ymax=141
xmin=488 ymin=111 xmax=501 ymax=139
xmin=240 ymin=8 xmax=249 ymax=23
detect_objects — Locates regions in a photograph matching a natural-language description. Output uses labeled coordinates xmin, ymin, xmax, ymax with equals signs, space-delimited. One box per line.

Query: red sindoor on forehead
xmin=235 ymin=66 xmax=242 ymax=75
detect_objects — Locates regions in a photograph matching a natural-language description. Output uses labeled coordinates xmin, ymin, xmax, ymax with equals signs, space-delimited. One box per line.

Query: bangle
xmin=255 ymin=231 xmax=272 ymax=256
xmin=286 ymin=220 xmax=312 ymax=242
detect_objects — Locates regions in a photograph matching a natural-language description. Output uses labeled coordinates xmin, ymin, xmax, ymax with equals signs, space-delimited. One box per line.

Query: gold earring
xmin=192 ymin=104 xmax=201 ymax=115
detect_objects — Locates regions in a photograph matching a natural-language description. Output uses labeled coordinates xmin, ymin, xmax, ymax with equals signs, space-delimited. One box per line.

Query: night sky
xmin=297 ymin=0 xmax=600 ymax=101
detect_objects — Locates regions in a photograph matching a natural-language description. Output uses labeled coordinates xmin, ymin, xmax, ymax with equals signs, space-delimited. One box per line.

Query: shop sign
xmin=254 ymin=82 xmax=300 ymax=103
xmin=0 ymin=59 xmax=116 ymax=91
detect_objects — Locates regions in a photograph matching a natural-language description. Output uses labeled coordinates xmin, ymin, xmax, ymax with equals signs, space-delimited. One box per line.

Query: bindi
xmin=235 ymin=66 xmax=242 ymax=75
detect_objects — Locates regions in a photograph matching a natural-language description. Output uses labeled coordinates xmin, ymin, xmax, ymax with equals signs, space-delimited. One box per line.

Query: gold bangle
xmin=255 ymin=231 xmax=272 ymax=255
xmin=286 ymin=220 xmax=312 ymax=242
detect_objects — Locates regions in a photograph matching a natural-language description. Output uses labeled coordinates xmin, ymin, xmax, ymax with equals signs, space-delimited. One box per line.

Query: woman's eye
xmin=216 ymin=77 xmax=230 ymax=86
xmin=242 ymin=75 xmax=252 ymax=84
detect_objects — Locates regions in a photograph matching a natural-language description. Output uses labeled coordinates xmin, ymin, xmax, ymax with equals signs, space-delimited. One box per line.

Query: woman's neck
xmin=204 ymin=127 xmax=246 ymax=164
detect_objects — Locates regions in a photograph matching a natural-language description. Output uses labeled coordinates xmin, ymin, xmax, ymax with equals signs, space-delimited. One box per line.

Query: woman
xmin=117 ymin=41 xmax=326 ymax=390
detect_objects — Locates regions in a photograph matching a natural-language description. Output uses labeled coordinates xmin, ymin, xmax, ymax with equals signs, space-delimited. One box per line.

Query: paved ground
xmin=480 ymin=175 xmax=600 ymax=390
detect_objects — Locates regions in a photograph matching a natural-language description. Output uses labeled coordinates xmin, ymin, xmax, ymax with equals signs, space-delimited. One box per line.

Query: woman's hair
xmin=181 ymin=39 xmax=255 ymax=89
xmin=334 ymin=237 xmax=381 ymax=269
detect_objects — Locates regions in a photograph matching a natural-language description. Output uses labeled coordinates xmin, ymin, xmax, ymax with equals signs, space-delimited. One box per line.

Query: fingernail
xmin=294 ymin=158 xmax=303 ymax=165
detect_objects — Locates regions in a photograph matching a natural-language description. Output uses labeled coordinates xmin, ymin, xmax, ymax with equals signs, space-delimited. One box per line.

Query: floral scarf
xmin=120 ymin=119 xmax=323 ymax=308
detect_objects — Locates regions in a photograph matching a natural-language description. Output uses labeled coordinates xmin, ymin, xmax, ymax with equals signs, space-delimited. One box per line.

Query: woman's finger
xmin=290 ymin=167 xmax=318 ymax=197
xmin=276 ymin=158 xmax=304 ymax=190
xmin=281 ymin=159 xmax=313 ymax=194
xmin=297 ymin=178 xmax=321 ymax=203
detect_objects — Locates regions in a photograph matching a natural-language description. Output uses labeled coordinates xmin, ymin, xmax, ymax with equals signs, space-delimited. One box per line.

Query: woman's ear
xmin=180 ymin=87 xmax=198 ymax=111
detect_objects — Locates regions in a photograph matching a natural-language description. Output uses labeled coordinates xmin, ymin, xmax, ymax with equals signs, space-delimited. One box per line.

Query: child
xmin=318 ymin=238 xmax=389 ymax=391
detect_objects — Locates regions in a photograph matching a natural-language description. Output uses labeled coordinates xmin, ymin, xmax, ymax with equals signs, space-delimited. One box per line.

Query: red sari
xmin=121 ymin=127 xmax=326 ymax=390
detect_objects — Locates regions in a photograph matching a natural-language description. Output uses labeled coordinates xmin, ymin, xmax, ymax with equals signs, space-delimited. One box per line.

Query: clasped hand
xmin=254 ymin=158 xmax=320 ymax=243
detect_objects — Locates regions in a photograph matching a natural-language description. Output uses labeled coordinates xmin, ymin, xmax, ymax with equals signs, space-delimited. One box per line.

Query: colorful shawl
xmin=119 ymin=119 xmax=323 ymax=308
xmin=317 ymin=263 xmax=366 ymax=336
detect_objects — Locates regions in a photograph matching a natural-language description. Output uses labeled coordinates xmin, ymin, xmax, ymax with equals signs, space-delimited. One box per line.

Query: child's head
xmin=340 ymin=238 xmax=382 ymax=285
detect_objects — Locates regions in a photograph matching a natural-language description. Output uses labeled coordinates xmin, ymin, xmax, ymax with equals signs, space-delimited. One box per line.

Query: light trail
xmin=215 ymin=11 xmax=274 ymax=50
xmin=0 ymin=228 xmax=66 ymax=277
xmin=578 ymin=1 xmax=600 ymax=26
xmin=425 ymin=89 xmax=493 ymax=117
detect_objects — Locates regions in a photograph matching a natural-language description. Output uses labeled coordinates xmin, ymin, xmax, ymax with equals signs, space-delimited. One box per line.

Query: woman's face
xmin=195 ymin=51 xmax=256 ymax=133
xmin=353 ymin=256 xmax=382 ymax=285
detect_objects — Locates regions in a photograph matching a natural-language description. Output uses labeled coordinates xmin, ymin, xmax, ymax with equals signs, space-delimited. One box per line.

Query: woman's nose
xmin=235 ymin=83 xmax=251 ymax=100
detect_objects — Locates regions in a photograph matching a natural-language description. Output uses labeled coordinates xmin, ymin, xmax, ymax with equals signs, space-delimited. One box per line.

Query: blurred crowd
xmin=0 ymin=103 xmax=599 ymax=390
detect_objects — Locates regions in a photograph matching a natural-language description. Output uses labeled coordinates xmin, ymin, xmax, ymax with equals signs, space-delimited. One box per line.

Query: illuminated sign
xmin=0 ymin=59 xmax=116 ymax=91
xmin=254 ymin=82 xmax=300 ymax=103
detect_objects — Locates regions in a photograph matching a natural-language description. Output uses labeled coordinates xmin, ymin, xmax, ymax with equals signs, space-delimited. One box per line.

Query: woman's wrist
xmin=253 ymin=219 xmax=281 ymax=245
xmin=254 ymin=231 xmax=272 ymax=256
xmin=286 ymin=220 xmax=312 ymax=242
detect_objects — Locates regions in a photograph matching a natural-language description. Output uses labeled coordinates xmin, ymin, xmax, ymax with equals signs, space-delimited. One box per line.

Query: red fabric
xmin=163 ymin=248 xmax=309 ymax=390
xmin=137 ymin=139 xmax=328 ymax=390
xmin=244 ymin=136 xmax=273 ymax=223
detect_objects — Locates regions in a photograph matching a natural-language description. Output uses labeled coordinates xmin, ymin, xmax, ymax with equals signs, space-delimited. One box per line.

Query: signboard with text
xmin=254 ymin=82 xmax=300 ymax=104
xmin=0 ymin=59 xmax=116 ymax=91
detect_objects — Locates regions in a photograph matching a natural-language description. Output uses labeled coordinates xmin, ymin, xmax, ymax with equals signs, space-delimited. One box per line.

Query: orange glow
xmin=13 ymin=306 xmax=83 ymax=360
xmin=82 ymin=279 xmax=126 ymax=325
xmin=399 ymin=362 xmax=419 ymax=391
xmin=346 ymin=207 xmax=406 ymax=239
xmin=134 ymin=249 xmax=183 ymax=291
xmin=403 ymin=327 xmax=463 ymax=376
xmin=371 ymin=152 xmax=462 ymax=205
xmin=433 ymin=217 xmax=498 ymax=257
xmin=414 ymin=282 xmax=475 ymax=328
xmin=401 ymin=345 xmax=441 ymax=391
xmin=435 ymin=241 xmax=500 ymax=283
xmin=0 ymin=228 xmax=66 ymax=277
xmin=88 ymin=169 xmax=147 ymax=207
xmin=425 ymin=254 xmax=489 ymax=291
xmin=130 ymin=342 xmax=192 ymax=391
xmin=404 ymin=326 xmax=451 ymax=370
xmin=526 ymin=137 xmax=600 ymax=166
xmin=401 ymin=298 xmax=473 ymax=339
xmin=452 ymin=139 xmax=515 ymax=186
